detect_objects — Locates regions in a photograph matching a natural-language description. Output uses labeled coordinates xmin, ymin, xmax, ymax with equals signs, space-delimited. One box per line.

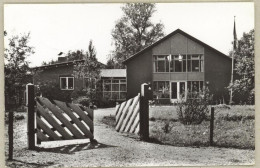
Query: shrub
xmin=37 ymin=80 xmax=96 ymax=105
xmin=162 ymin=120 xmax=173 ymax=133
xmin=150 ymin=117 xmax=156 ymax=121
xmin=176 ymin=88 xmax=212 ymax=125
xmin=72 ymin=96 xmax=91 ymax=107
xmin=95 ymin=97 xmax=117 ymax=108
xmin=37 ymin=80 xmax=73 ymax=102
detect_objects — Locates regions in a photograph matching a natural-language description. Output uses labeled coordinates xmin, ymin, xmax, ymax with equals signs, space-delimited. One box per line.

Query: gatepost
xmin=26 ymin=83 xmax=36 ymax=150
xmin=140 ymin=83 xmax=152 ymax=141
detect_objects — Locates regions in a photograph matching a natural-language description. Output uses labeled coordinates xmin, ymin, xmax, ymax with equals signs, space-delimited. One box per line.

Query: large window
xmin=102 ymin=79 xmax=126 ymax=100
xmin=153 ymin=54 xmax=204 ymax=72
xmin=187 ymin=54 xmax=204 ymax=72
xmin=171 ymin=54 xmax=187 ymax=72
xmin=153 ymin=81 xmax=170 ymax=99
xmin=187 ymin=81 xmax=204 ymax=92
xmin=60 ymin=77 xmax=74 ymax=90
xmin=153 ymin=55 xmax=170 ymax=72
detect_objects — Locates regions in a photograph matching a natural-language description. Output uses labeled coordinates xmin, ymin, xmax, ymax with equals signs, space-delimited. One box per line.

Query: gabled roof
xmin=123 ymin=29 xmax=231 ymax=64
xmin=100 ymin=69 xmax=126 ymax=78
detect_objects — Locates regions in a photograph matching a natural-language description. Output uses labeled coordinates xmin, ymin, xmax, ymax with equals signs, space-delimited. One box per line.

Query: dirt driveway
xmin=5 ymin=108 xmax=254 ymax=167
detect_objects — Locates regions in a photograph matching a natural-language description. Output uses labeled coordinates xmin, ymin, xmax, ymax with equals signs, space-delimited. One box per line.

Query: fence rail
xmin=115 ymin=94 xmax=140 ymax=134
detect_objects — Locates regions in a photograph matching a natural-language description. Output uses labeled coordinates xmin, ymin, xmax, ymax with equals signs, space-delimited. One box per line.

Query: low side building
xmin=32 ymin=59 xmax=126 ymax=103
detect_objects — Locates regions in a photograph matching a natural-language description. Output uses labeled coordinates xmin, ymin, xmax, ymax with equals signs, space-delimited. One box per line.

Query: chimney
xmin=58 ymin=56 xmax=67 ymax=63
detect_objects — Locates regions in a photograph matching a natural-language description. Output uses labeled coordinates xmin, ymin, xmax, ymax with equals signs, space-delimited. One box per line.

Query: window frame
xmin=153 ymin=55 xmax=170 ymax=72
xmin=153 ymin=54 xmax=204 ymax=73
xmin=153 ymin=81 xmax=170 ymax=99
xmin=101 ymin=78 xmax=127 ymax=100
xmin=60 ymin=77 xmax=74 ymax=90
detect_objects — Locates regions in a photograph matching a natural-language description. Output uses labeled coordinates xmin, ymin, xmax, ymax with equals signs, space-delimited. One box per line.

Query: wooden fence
xmin=27 ymin=84 xmax=94 ymax=149
xmin=115 ymin=94 xmax=140 ymax=134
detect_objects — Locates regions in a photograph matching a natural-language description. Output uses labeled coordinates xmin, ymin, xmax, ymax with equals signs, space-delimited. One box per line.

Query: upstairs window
xmin=154 ymin=54 xmax=203 ymax=73
xmin=187 ymin=54 xmax=204 ymax=72
xmin=60 ymin=77 xmax=74 ymax=90
xmin=171 ymin=54 xmax=187 ymax=72
xmin=153 ymin=55 xmax=170 ymax=72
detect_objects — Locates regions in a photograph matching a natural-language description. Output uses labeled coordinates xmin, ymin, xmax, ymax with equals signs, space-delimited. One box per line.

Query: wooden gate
xmin=26 ymin=84 xmax=94 ymax=149
xmin=115 ymin=83 xmax=151 ymax=141
xmin=115 ymin=94 xmax=140 ymax=134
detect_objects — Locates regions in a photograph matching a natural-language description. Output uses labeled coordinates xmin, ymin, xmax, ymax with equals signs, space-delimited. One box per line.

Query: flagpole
xmin=230 ymin=16 xmax=236 ymax=105
xmin=230 ymin=48 xmax=234 ymax=105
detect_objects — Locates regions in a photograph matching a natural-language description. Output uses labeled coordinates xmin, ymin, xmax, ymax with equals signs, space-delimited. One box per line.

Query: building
xmin=32 ymin=58 xmax=127 ymax=103
xmin=123 ymin=29 xmax=232 ymax=104
xmin=99 ymin=69 xmax=127 ymax=101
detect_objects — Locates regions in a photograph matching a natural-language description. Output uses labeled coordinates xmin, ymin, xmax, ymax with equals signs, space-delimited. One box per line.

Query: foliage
xmin=37 ymin=80 xmax=73 ymax=102
xmin=176 ymin=88 xmax=212 ymax=125
xmin=149 ymin=105 xmax=254 ymax=122
xmin=229 ymin=29 xmax=254 ymax=104
xmin=4 ymin=32 xmax=35 ymax=110
xmin=41 ymin=59 xmax=57 ymax=66
xmin=41 ymin=50 xmax=85 ymax=66
xmin=67 ymin=50 xmax=85 ymax=61
xmin=35 ymin=40 xmax=101 ymax=104
xmin=95 ymin=97 xmax=117 ymax=108
xmin=162 ymin=120 xmax=173 ymax=133
xmin=72 ymin=96 xmax=91 ymax=107
xmin=106 ymin=57 xmax=121 ymax=69
xmin=36 ymin=80 xmax=93 ymax=104
xmin=73 ymin=40 xmax=102 ymax=101
xmin=110 ymin=3 xmax=164 ymax=68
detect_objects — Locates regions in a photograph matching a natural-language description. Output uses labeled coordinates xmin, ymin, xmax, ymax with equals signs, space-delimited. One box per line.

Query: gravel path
xmin=5 ymin=108 xmax=254 ymax=167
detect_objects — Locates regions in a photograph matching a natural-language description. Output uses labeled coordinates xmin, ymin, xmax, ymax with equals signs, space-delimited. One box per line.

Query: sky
xmin=4 ymin=2 xmax=254 ymax=67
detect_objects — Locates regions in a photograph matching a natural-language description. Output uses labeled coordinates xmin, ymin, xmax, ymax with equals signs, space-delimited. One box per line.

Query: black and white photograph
xmin=2 ymin=2 xmax=256 ymax=167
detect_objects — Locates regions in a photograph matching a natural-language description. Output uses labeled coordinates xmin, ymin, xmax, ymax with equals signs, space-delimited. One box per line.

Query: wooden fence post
xmin=8 ymin=111 xmax=14 ymax=160
xmin=209 ymin=107 xmax=214 ymax=146
xmin=140 ymin=83 xmax=150 ymax=141
xmin=26 ymin=83 xmax=36 ymax=150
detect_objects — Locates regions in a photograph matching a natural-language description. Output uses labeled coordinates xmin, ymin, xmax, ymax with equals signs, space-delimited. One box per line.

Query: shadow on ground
xmin=35 ymin=141 xmax=116 ymax=154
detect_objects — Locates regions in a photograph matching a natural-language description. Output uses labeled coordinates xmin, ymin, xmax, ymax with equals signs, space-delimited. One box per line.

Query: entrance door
xmin=171 ymin=82 xmax=177 ymax=99
xmin=171 ymin=81 xmax=186 ymax=102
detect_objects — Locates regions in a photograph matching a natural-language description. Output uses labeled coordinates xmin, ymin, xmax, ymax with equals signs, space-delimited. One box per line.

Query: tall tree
xmin=4 ymin=32 xmax=35 ymax=110
xmin=73 ymin=40 xmax=101 ymax=100
xmin=229 ymin=29 xmax=254 ymax=104
xmin=73 ymin=40 xmax=101 ymax=79
xmin=111 ymin=3 xmax=164 ymax=68
xmin=67 ymin=50 xmax=85 ymax=61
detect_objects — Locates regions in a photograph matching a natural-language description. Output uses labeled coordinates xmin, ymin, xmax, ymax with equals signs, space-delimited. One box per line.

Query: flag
xmin=233 ymin=18 xmax=238 ymax=50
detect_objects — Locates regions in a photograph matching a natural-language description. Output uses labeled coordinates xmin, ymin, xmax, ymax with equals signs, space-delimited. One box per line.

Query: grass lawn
xmin=102 ymin=105 xmax=254 ymax=149
xmin=149 ymin=105 xmax=255 ymax=149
